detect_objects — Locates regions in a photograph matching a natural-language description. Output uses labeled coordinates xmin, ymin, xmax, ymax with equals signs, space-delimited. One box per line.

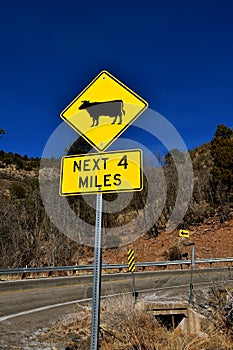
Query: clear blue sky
xmin=0 ymin=0 xmax=233 ymax=157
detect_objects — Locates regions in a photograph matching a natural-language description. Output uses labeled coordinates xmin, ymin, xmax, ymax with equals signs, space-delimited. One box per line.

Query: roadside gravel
xmin=0 ymin=305 xmax=74 ymax=349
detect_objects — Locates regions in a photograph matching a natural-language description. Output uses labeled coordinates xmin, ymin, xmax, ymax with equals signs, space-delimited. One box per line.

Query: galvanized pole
xmin=189 ymin=246 xmax=195 ymax=306
xmin=90 ymin=193 xmax=103 ymax=350
xmin=180 ymin=236 xmax=183 ymax=269
xmin=132 ymin=271 xmax=137 ymax=308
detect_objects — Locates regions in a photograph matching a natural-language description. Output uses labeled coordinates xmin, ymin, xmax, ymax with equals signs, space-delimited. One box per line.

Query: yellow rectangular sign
xmin=179 ymin=229 xmax=190 ymax=238
xmin=60 ymin=149 xmax=143 ymax=196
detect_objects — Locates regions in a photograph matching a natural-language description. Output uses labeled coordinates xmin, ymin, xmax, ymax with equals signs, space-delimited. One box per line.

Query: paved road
xmin=0 ymin=268 xmax=232 ymax=348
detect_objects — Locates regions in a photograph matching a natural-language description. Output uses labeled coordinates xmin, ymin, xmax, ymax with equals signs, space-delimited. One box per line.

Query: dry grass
xmin=38 ymin=294 xmax=233 ymax=349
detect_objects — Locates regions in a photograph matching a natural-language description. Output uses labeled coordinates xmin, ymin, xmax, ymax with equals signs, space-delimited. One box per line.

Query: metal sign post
xmin=186 ymin=237 xmax=189 ymax=255
xmin=132 ymin=271 xmax=136 ymax=308
xmin=179 ymin=236 xmax=183 ymax=269
xmin=179 ymin=236 xmax=183 ymax=258
xmin=128 ymin=249 xmax=137 ymax=306
xmin=90 ymin=193 xmax=103 ymax=350
xmin=189 ymin=246 xmax=195 ymax=306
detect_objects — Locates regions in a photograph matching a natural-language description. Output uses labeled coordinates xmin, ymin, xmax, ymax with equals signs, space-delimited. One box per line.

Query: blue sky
xmin=0 ymin=0 xmax=233 ymax=157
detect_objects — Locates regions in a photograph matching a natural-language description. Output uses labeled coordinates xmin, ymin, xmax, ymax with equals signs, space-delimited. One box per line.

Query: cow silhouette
xmin=78 ymin=100 xmax=125 ymax=127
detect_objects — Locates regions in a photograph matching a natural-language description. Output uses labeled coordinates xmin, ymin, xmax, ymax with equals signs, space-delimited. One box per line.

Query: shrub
xmin=10 ymin=184 xmax=26 ymax=198
xmin=39 ymin=294 xmax=233 ymax=349
xmin=194 ymin=282 xmax=233 ymax=338
xmin=168 ymin=245 xmax=181 ymax=260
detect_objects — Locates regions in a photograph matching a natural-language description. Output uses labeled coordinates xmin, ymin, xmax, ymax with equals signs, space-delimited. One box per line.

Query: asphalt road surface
xmin=0 ymin=268 xmax=232 ymax=349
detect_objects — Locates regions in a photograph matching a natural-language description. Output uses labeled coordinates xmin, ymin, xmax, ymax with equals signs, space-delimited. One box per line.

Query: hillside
xmin=103 ymin=217 xmax=233 ymax=267
xmin=0 ymin=124 xmax=232 ymax=268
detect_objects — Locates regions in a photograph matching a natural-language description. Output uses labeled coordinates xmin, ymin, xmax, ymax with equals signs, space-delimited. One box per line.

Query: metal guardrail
xmin=0 ymin=257 xmax=233 ymax=275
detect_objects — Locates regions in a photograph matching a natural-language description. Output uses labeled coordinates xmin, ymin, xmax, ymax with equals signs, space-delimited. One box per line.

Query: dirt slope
xmin=102 ymin=218 xmax=233 ymax=265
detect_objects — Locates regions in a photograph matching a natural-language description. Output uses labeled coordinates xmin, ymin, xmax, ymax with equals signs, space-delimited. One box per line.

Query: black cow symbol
xmin=78 ymin=100 xmax=125 ymax=127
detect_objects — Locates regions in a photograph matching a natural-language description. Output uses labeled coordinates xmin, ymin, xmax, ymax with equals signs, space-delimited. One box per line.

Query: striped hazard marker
xmin=128 ymin=249 xmax=135 ymax=272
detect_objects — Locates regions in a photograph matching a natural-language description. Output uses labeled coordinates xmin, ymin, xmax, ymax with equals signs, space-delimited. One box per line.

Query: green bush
xmin=10 ymin=184 xmax=26 ymax=198
xmin=168 ymin=245 xmax=181 ymax=260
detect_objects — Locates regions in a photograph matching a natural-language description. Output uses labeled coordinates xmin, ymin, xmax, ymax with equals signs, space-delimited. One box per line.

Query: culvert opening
xmin=154 ymin=314 xmax=186 ymax=330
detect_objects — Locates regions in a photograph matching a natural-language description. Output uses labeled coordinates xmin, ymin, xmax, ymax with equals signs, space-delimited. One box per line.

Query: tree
xmin=66 ymin=136 xmax=92 ymax=155
xmin=0 ymin=128 xmax=6 ymax=138
xmin=214 ymin=124 xmax=233 ymax=139
xmin=210 ymin=124 xmax=233 ymax=196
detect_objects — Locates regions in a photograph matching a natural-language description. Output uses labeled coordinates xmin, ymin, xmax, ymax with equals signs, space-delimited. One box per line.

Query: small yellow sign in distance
xmin=60 ymin=70 xmax=148 ymax=151
xmin=179 ymin=229 xmax=190 ymax=238
xmin=60 ymin=149 xmax=143 ymax=196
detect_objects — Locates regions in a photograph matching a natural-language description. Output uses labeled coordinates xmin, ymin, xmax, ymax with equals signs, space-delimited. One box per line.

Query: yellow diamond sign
xmin=60 ymin=70 xmax=148 ymax=151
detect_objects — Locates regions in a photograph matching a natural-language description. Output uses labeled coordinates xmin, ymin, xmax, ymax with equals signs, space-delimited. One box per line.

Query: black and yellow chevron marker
xmin=128 ymin=249 xmax=135 ymax=272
